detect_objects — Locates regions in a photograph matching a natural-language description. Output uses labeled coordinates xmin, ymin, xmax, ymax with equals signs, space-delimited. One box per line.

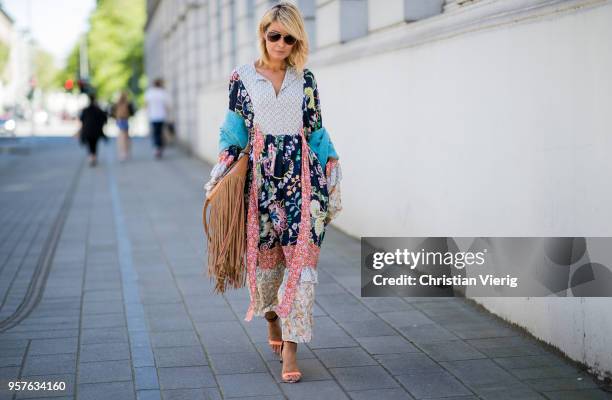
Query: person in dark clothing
xmin=79 ymin=93 xmax=108 ymax=167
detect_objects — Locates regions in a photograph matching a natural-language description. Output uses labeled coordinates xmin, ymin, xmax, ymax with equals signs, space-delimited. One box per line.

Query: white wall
xmin=194 ymin=0 xmax=612 ymax=377
xmin=476 ymin=297 xmax=612 ymax=379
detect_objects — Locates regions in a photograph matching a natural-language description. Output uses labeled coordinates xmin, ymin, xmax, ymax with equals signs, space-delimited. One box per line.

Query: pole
xmin=28 ymin=0 xmax=34 ymax=136
xmin=79 ymin=34 xmax=89 ymax=80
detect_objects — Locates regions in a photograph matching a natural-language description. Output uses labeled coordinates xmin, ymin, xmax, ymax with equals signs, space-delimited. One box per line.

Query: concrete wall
xmin=151 ymin=0 xmax=612 ymax=378
xmin=308 ymin=0 xmax=612 ymax=377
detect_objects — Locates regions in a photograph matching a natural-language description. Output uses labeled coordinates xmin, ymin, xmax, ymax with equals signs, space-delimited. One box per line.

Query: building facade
xmin=0 ymin=6 xmax=34 ymax=115
xmin=145 ymin=0 xmax=612 ymax=378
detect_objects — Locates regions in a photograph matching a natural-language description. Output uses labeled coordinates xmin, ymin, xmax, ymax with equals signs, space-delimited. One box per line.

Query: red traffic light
xmin=64 ymin=79 xmax=74 ymax=91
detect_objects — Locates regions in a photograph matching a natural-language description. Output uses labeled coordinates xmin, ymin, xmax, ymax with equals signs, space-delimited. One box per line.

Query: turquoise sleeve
xmin=308 ymin=126 xmax=339 ymax=171
xmin=218 ymin=110 xmax=248 ymax=152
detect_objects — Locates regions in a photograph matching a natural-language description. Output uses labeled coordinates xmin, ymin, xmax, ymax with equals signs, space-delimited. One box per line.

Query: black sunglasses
xmin=266 ymin=31 xmax=297 ymax=45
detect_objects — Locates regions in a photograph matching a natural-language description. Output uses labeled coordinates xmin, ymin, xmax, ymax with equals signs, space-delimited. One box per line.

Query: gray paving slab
xmin=157 ymin=366 xmax=217 ymax=390
xmin=80 ymin=313 xmax=126 ymax=329
xmin=0 ymin=357 xmax=21 ymax=368
xmin=395 ymin=370 xmax=473 ymax=399
xmin=77 ymin=360 xmax=132 ymax=384
xmin=347 ymin=388 xmax=415 ymax=400
xmin=216 ymin=372 xmax=282 ymax=397
xmin=136 ymin=389 xmax=162 ymax=400
xmin=374 ymin=353 xmax=443 ymax=375
xmin=0 ymin=366 xmax=20 ymax=381
xmin=134 ymin=367 xmax=159 ymax=391
xmin=152 ymin=345 xmax=208 ymax=367
xmin=78 ymin=342 xmax=130 ymax=363
xmin=541 ymin=389 xmax=612 ymax=400
xmin=419 ymin=340 xmax=487 ymax=362
xmin=337 ymin=318 xmax=398 ymax=338
xmin=281 ymin=380 xmax=350 ymax=399
xmin=28 ymin=338 xmax=78 ymax=356
xmin=397 ymin=323 xmax=460 ymax=344
xmin=329 ymin=365 xmax=400 ymax=391
xmin=77 ymin=381 xmax=134 ymax=400
xmin=440 ymin=359 xmax=525 ymax=390
xmin=377 ymin=310 xmax=436 ymax=329
xmin=475 ymin=385 xmax=547 ymax=400
xmin=524 ymin=376 xmax=600 ymax=392
xmin=149 ymin=330 xmax=201 ymax=348
xmin=22 ymin=353 xmax=76 ymax=376
xmin=267 ymin=357 xmax=333 ymax=383
xmin=355 ymin=335 xmax=420 ymax=355
xmin=80 ymin=326 xmax=129 ymax=345
xmin=313 ymin=347 xmax=378 ymax=368
xmin=209 ymin=350 xmax=268 ymax=374
xmin=160 ymin=387 xmax=222 ymax=400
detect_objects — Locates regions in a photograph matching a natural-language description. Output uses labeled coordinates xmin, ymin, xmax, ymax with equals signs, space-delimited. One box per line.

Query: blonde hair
xmin=257 ymin=2 xmax=309 ymax=72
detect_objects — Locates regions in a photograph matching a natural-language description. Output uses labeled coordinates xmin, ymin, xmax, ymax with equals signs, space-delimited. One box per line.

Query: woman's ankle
xmin=283 ymin=341 xmax=297 ymax=352
xmin=264 ymin=311 xmax=278 ymax=322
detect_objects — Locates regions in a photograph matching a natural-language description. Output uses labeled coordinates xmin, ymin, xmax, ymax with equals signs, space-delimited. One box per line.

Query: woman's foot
xmin=281 ymin=341 xmax=301 ymax=383
xmin=265 ymin=312 xmax=282 ymax=354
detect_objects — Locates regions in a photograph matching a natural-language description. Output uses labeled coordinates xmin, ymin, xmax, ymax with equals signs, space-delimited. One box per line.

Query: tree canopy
xmin=59 ymin=0 xmax=145 ymax=102
xmin=34 ymin=48 xmax=58 ymax=90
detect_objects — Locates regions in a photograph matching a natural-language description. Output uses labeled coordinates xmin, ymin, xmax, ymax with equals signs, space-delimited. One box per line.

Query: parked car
xmin=0 ymin=117 xmax=16 ymax=137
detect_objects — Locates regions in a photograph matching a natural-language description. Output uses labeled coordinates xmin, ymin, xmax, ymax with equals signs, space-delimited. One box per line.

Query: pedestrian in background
xmin=79 ymin=93 xmax=108 ymax=167
xmin=144 ymin=78 xmax=170 ymax=159
xmin=111 ymin=91 xmax=135 ymax=162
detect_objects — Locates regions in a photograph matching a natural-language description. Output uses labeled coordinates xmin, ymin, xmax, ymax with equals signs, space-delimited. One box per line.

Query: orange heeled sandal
xmin=265 ymin=314 xmax=283 ymax=355
xmin=280 ymin=341 xmax=302 ymax=383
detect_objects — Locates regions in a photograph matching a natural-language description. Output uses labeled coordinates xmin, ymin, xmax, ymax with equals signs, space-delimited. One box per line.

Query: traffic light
xmin=64 ymin=78 xmax=74 ymax=91
xmin=77 ymin=79 xmax=92 ymax=94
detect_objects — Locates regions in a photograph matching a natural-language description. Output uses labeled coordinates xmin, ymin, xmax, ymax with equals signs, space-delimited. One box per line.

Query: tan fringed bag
xmin=203 ymin=144 xmax=250 ymax=293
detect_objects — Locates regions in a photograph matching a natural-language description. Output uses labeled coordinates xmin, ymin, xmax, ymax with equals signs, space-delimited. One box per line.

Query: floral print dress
xmin=206 ymin=62 xmax=342 ymax=343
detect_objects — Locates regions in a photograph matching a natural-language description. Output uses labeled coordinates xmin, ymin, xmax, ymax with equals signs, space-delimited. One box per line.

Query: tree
xmin=57 ymin=0 xmax=145 ymax=103
xmin=0 ymin=40 xmax=9 ymax=83
xmin=55 ymin=42 xmax=80 ymax=91
xmin=87 ymin=0 xmax=145 ymax=102
xmin=34 ymin=48 xmax=59 ymax=90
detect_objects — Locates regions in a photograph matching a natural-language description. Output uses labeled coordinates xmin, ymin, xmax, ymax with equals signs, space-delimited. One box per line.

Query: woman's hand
xmin=325 ymin=159 xmax=342 ymax=223
xmin=325 ymin=159 xmax=341 ymax=190
xmin=204 ymin=150 xmax=236 ymax=198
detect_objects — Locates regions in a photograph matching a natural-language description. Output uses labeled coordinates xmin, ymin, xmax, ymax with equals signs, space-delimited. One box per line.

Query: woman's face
xmin=264 ymin=21 xmax=295 ymax=64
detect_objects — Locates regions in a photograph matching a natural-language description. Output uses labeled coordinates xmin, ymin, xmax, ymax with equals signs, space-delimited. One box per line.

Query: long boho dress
xmin=207 ymin=62 xmax=342 ymax=342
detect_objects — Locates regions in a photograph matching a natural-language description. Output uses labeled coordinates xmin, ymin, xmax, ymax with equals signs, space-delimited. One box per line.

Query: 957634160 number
xmin=8 ymin=381 xmax=66 ymax=391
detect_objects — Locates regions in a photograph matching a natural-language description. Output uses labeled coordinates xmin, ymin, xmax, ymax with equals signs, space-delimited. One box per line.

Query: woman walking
xmin=112 ymin=91 xmax=135 ymax=161
xmin=205 ymin=2 xmax=342 ymax=383
xmin=79 ymin=93 xmax=108 ymax=167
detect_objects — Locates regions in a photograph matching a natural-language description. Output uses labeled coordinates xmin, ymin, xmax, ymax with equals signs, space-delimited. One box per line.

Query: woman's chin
xmin=270 ymin=53 xmax=288 ymax=62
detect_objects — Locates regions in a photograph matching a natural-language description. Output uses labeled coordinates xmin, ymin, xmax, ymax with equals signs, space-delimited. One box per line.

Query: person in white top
xmin=144 ymin=78 xmax=170 ymax=159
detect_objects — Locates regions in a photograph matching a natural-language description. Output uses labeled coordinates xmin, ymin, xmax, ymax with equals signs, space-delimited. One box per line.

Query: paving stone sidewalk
xmin=0 ymin=137 xmax=610 ymax=400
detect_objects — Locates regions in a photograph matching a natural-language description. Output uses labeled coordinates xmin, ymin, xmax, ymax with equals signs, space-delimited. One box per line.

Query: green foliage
xmin=0 ymin=40 xmax=9 ymax=82
xmin=58 ymin=0 xmax=145 ymax=100
xmin=34 ymin=48 xmax=59 ymax=90
xmin=88 ymin=0 xmax=145 ymax=101
xmin=56 ymin=42 xmax=80 ymax=87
